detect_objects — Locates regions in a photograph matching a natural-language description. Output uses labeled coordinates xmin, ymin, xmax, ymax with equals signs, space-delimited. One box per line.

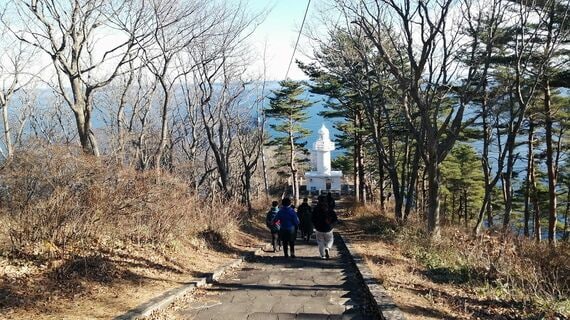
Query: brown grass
xmin=341 ymin=204 xmax=570 ymax=319
xmin=0 ymin=146 xmax=268 ymax=319
xmin=0 ymin=146 xmax=245 ymax=253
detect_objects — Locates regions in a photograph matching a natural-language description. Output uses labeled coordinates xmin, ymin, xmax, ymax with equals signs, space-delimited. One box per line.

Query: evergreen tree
xmin=298 ymin=27 xmax=412 ymax=213
xmin=560 ymin=159 xmax=570 ymax=241
xmin=298 ymin=44 xmax=370 ymax=204
xmin=440 ymin=144 xmax=485 ymax=228
xmin=265 ymin=80 xmax=312 ymax=204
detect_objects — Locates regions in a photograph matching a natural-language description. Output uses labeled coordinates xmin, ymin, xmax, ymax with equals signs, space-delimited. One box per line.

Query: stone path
xmin=176 ymin=234 xmax=376 ymax=319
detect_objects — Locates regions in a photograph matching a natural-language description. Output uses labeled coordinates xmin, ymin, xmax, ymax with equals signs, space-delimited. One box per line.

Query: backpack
xmin=266 ymin=208 xmax=280 ymax=230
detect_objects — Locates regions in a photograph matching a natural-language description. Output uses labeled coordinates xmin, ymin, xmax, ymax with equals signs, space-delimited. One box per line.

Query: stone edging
xmin=114 ymin=245 xmax=267 ymax=320
xmin=337 ymin=233 xmax=406 ymax=320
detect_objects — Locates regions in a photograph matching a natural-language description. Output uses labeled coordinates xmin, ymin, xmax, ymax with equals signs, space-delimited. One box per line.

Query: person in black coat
xmin=297 ymin=197 xmax=313 ymax=242
xmin=311 ymin=195 xmax=338 ymax=259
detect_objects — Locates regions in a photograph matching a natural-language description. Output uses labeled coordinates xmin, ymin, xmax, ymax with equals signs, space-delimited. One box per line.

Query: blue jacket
xmin=275 ymin=206 xmax=299 ymax=231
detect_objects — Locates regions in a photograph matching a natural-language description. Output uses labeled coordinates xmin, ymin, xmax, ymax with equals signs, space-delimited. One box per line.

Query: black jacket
xmin=311 ymin=205 xmax=338 ymax=233
xmin=297 ymin=203 xmax=313 ymax=232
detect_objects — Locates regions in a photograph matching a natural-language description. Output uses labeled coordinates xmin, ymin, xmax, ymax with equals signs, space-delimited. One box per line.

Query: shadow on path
xmin=176 ymin=234 xmax=378 ymax=320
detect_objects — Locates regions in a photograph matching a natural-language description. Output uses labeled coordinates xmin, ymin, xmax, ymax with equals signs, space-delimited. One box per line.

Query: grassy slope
xmin=339 ymin=205 xmax=569 ymax=320
xmin=0 ymin=212 xmax=269 ymax=319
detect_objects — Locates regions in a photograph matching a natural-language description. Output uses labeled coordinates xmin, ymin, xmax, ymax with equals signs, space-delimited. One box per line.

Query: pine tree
xmin=298 ymin=27 xmax=412 ymax=213
xmin=440 ymin=144 xmax=485 ymax=228
xmin=265 ymin=80 xmax=312 ymax=205
xmin=298 ymin=58 xmax=369 ymax=204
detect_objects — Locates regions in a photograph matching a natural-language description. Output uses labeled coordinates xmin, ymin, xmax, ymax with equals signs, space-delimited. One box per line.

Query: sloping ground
xmin=338 ymin=209 xmax=569 ymax=320
xmin=0 ymin=225 xmax=267 ymax=319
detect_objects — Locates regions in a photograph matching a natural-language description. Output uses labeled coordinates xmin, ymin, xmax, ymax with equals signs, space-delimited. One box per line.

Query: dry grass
xmin=0 ymin=146 xmax=243 ymax=254
xmin=0 ymin=146 xmax=267 ymax=319
xmin=342 ymin=204 xmax=570 ymax=319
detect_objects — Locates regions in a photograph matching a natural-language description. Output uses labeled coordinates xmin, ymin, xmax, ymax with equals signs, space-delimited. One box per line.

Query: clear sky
xmin=247 ymin=0 xmax=313 ymax=81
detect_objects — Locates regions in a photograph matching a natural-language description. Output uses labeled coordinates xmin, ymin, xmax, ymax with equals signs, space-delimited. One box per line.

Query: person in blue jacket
xmin=275 ymin=197 xmax=300 ymax=258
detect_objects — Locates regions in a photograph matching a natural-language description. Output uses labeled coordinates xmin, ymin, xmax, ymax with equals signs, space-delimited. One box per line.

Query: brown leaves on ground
xmin=0 ymin=236 xmax=248 ymax=319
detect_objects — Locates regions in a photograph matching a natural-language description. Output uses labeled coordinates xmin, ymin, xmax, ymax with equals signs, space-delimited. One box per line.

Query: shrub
xmin=0 ymin=146 xmax=240 ymax=257
xmin=393 ymin=217 xmax=569 ymax=315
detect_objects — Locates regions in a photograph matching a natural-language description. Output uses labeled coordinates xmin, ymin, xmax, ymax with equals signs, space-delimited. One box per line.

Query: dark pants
xmin=301 ymin=227 xmax=313 ymax=241
xmin=271 ymin=231 xmax=281 ymax=251
xmin=279 ymin=228 xmax=296 ymax=257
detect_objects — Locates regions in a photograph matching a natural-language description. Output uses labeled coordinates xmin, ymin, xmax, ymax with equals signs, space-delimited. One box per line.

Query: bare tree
xmin=136 ymin=0 xmax=219 ymax=172
xmin=181 ymin=2 xmax=262 ymax=198
xmin=0 ymin=8 xmax=37 ymax=162
xmin=9 ymin=0 xmax=153 ymax=155
xmin=345 ymin=0 xmax=467 ymax=237
xmin=235 ymin=87 xmax=266 ymax=215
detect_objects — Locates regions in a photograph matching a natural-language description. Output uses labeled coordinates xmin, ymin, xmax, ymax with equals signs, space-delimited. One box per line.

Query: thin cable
xmin=284 ymin=0 xmax=311 ymax=80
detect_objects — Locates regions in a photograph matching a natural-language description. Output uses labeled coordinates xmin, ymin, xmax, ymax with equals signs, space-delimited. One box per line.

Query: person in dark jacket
xmin=275 ymin=197 xmax=300 ymax=258
xmin=326 ymin=192 xmax=336 ymax=209
xmin=297 ymin=197 xmax=313 ymax=242
xmin=266 ymin=201 xmax=281 ymax=252
xmin=312 ymin=195 xmax=338 ymax=259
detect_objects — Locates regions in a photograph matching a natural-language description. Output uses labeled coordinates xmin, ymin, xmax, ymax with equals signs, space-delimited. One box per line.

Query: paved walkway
xmin=177 ymin=234 xmax=375 ymax=319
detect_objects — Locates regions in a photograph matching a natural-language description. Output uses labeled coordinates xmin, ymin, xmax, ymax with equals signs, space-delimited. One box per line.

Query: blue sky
xmin=247 ymin=0 xmax=313 ymax=80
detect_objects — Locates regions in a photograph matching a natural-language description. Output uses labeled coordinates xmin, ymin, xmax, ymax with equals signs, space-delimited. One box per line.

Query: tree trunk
xmin=563 ymin=187 xmax=569 ymax=241
xmin=464 ymin=188 xmax=469 ymax=229
xmin=379 ymin=157 xmax=386 ymax=211
xmin=116 ymin=67 xmax=134 ymax=164
xmin=404 ymin=147 xmax=420 ymax=221
xmin=486 ymin=199 xmax=493 ymax=230
xmin=426 ymin=145 xmax=441 ymax=237
xmin=289 ymin=124 xmax=299 ymax=205
xmin=358 ymin=143 xmax=366 ymax=203
xmin=530 ymin=153 xmax=542 ymax=242
xmin=244 ymin=168 xmax=253 ymax=215
xmin=261 ymin=146 xmax=269 ymax=200
xmin=70 ymin=77 xmax=99 ymax=156
xmin=72 ymin=102 xmax=98 ymax=156
xmin=544 ymin=80 xmax=557 ymax=245
xmin=391 ymin=168 xmax=403 ymax=222
xmin=421 ymin=169 xmax=427 ymax=220
xmin=451 ymin=193 xmax=456 ymax=224
xmin=400 ymin=136 xmax=410 ymax=215
xmin=502 ymin=140 xmax=516 ymax=229
xmin=1 ymin=97 xmax=13 ymax=160
xmin=354 ymin=139 xmax=360 ymax=203
xmin=524 ymin=120 xmax=535 ymax=237
xmin=292 ymin=170 xmax=299 ymax=205
xmin=474 ymin=190 xmax=491 ymax=234
xmin=154 ymin=79 xmax=170 ymax=172
xmin=474 ymin=95 xmax=493 ymax=234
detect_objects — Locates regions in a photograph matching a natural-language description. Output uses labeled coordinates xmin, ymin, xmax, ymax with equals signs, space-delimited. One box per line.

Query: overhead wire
xmin=284 ymin=0 xmax=311 ymax=80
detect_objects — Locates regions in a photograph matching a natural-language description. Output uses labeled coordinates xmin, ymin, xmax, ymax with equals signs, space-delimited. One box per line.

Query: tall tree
xmin=0 ymin=8 xmax=36 ymax=162
xmin=531 ymin=0 xmax=570 ymax=244
xmin=265 ymin=80 xmax=312 ymax=205
xmin=348 ymin=0 xmax=473 ymax=237
xmin=10 ymin=0 xmax=151 ymax=155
